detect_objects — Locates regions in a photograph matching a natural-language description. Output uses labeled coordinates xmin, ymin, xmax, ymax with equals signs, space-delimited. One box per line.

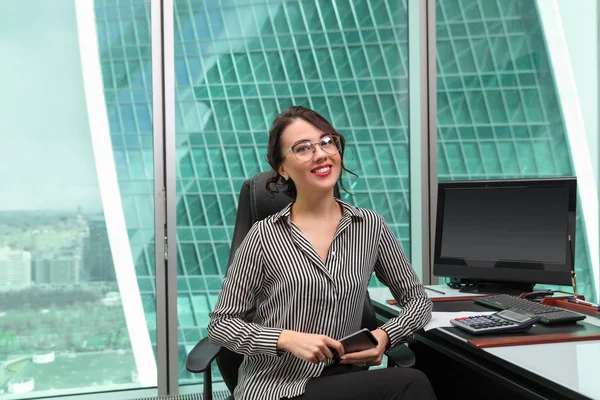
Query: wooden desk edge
xmin=468 ymin=331 xmax=600 ymax=348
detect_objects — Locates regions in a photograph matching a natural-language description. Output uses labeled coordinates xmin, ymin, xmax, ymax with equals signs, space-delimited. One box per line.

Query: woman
xmin=208 ymin=106 xmax=436 ymax=400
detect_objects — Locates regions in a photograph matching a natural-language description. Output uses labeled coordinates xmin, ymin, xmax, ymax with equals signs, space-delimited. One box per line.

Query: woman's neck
xmin=291 ymin=190 xmax=340 ymax=221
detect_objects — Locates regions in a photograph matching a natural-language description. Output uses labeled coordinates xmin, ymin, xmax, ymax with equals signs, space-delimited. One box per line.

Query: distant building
xmin=33 ymin=256 xmax=50 ymax=283
xmin=34 ymin=250 xmax=82 ymax=285
xmin=0 ymin=246 xmax=32 ymax=291
xmin=83 ymin=217 xmax=115 ymax=282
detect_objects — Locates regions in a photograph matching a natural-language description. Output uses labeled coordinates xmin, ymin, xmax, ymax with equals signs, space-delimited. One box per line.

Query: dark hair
xmin=265 ymin=105 xmax=357 ymax=198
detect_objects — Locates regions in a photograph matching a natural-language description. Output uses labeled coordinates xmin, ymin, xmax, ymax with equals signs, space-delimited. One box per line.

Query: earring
xmin=282 ymin=175 xmax=288 ymax=181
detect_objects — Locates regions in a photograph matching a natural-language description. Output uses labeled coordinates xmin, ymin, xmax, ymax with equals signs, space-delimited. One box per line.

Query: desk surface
xmin=370 ymin=285 xmax=600 ymax=400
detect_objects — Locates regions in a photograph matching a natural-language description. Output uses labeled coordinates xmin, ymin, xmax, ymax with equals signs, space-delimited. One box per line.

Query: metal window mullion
xmin=151 ymin=0 xmax=167 ymax=394
xmin=426 ymin=0 xmax=437 ymax=285
xmin=152 ymin=0 xmax=178 ymax=396
xmin=164 ymin=0 xmax=179 ymax=393
xmin=409 ymin=0 xmax=436 ymax=284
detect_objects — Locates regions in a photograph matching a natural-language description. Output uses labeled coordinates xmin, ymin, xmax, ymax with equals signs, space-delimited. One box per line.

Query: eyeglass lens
xmin=293 ymin=136 xmax=338 ymax=161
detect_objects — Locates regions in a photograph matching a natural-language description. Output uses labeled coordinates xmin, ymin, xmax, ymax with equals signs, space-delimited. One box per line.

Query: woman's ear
xmin=278 ymin=165 xmax=288 ymax=181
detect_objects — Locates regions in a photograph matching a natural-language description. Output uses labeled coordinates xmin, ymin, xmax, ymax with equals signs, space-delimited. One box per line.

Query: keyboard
xmin=474 ymin=294 xmax=586 ymax=325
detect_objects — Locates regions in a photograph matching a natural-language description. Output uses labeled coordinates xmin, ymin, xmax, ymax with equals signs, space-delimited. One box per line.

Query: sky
xmin=0 ymin=0 xmax=102 ymax=212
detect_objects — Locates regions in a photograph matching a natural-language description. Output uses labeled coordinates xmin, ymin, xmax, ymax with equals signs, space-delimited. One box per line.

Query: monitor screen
xmin=433 ymin=178 xmax=577 ymax=286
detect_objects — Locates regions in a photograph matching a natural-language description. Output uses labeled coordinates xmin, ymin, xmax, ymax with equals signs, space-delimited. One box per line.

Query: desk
xmin=370 ymin=286 xmax=600 ymax=400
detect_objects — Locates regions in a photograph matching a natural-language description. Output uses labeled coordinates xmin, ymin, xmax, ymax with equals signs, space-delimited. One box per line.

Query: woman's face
xmin=277 ymin=118 xmax=342 ymax=196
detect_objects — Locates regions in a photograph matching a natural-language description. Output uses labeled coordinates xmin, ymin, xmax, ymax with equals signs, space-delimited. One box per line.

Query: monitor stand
xmin=459 ymin=280 xmax=534 ymax=296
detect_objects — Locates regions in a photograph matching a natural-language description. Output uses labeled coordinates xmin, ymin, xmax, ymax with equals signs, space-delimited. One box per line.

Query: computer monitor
xmin=433 ymin=178 xmax=577 ymax=294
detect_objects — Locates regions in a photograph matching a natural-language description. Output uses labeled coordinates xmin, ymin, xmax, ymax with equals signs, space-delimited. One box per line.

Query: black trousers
xmin=293 ymin=365 xmax=437 ymax=400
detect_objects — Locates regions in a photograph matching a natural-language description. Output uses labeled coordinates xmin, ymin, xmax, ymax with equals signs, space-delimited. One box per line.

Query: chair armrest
xmin=186 ymin=337 xmax=222 ymax=373
xmin=385 ymin=344 xmax=415 ymax=368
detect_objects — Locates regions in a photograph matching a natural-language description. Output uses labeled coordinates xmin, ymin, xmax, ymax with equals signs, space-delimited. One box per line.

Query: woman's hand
xmin=277 ymin=330 xmax=345 ymax=364
xmin=339 ymin=328 xmax=390 ymax=367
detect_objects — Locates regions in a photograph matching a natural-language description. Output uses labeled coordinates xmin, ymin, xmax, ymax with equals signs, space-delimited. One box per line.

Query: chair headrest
xmin=250 ymin=172 xmax=294 ymax=222
xmin=249 ymin=171 xmax=342 ymax=222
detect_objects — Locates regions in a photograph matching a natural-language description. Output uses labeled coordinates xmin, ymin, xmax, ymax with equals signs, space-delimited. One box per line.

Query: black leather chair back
xmin=216 ymin=171 xmax=377 ymax=393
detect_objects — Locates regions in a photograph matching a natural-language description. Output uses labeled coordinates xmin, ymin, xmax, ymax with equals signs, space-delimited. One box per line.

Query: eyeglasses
xmin=282 ymin=135 xmax=340 ymax=163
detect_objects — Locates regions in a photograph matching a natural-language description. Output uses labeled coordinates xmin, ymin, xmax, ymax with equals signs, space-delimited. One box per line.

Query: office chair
xmin=186 ymin=171 xmax=416 ymax=400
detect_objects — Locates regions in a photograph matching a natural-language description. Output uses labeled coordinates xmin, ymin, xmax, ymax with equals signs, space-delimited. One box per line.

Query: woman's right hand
xmin=277 ymin=330 xmax=345 ymax=364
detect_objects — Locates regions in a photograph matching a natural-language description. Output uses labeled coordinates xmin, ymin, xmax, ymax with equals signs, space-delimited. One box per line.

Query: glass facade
xmin=436 ymin=0 xmax=596 ymax=301
xmin=94 ymin=0 xmax=157 ymax=341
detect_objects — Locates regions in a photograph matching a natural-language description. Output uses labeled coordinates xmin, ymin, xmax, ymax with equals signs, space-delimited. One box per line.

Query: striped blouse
xmin=208 ymin=199 xmax=432 ymax=400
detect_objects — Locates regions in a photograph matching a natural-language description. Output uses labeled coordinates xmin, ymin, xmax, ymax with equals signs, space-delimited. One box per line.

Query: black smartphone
xmin=339 ymin=328 xmax=378 ymax=353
